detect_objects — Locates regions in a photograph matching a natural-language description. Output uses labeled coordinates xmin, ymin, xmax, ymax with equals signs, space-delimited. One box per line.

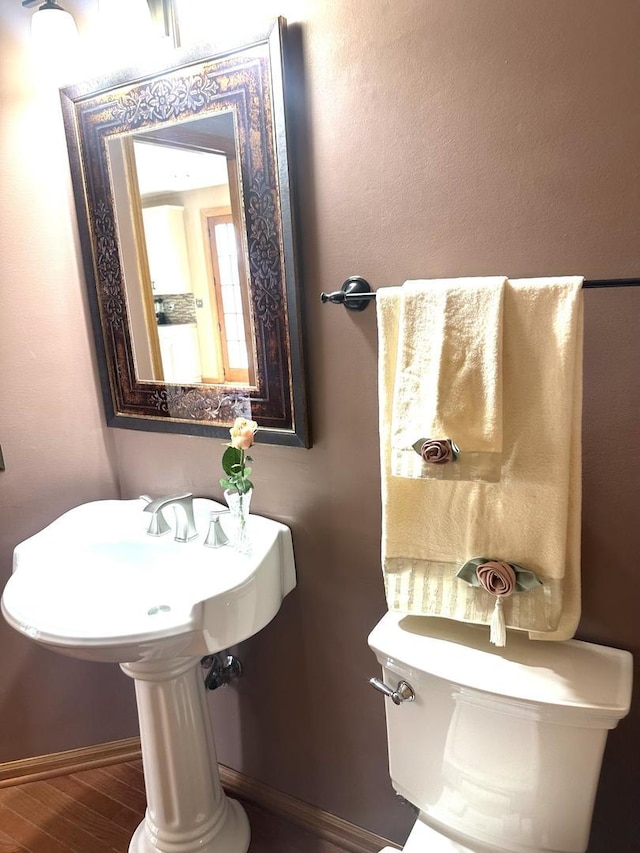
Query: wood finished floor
xmin=0 ymin=760 xmax=349 ymax=853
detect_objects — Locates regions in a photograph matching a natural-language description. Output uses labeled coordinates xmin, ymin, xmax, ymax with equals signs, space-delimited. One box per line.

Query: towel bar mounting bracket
xmin=320 ymin=276 xmax=374 ymax=311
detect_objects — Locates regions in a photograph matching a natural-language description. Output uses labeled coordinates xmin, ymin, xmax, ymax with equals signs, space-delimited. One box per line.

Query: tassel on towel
xmin=490 ymin=597 xmax=507 ymax=647
xmin=455 ymin=558 xmax=543 ymax=647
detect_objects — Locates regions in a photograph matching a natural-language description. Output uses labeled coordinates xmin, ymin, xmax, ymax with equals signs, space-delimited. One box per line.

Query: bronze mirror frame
xmin=60 ymin=17 xmax=309 ymax=447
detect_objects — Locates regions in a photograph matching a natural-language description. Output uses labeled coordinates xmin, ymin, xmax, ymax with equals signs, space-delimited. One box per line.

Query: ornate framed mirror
xmin=61 ymin=17 xmax=309 ymax=447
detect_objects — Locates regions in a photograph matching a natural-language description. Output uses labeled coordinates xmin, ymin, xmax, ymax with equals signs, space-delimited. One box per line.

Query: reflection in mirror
xmin=108 ymin=112 xmax=254 ymax=387
xmin=61 ymin=18 xmax=309 ymax=446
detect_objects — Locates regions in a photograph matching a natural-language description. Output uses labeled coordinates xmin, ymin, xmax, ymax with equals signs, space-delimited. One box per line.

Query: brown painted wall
xmin=0 ymin=3 xmax=138 ymax=761
xmin=1 ymin=1 xmax=639 ymax=850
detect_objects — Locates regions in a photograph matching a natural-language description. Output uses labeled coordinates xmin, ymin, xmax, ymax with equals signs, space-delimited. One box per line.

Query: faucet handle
xmin=204 ymin=511 xmax=230 ymax=548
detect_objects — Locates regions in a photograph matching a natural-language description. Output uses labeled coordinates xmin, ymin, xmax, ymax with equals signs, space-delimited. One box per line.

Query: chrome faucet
xmin=143 ymin=493 xmax=198 ymax=542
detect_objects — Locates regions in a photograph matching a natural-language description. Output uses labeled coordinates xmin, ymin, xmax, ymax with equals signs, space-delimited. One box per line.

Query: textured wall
xmin=1 ymin=1 xmax=639 ymax=850
xmin=0 ymin=2 xmax=137 ymax=760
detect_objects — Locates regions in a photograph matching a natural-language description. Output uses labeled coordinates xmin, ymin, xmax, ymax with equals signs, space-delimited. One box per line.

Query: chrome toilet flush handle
xmin=369 ymin=677 xmax=415 ymax=705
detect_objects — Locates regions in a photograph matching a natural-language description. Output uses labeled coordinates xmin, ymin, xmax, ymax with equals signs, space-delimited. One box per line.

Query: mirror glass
xmin=107 ymin=112 xmax=254 ymax=387
xmin=61 ymin=19 xmax=309 ymax=446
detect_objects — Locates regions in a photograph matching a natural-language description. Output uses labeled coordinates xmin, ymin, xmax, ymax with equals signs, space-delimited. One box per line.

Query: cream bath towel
xmin=391 ymin=278 xmax=506 ymax=483
xmin=377 ymin=277 xmax=583 ymax=642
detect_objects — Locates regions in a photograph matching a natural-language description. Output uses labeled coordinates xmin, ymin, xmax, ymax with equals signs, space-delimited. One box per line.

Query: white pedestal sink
xmin=1 ymin=497 xmax=296 ymax=853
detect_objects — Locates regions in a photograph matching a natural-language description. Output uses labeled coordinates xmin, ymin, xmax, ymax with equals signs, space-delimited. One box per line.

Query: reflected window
xmin=206 ymin=215 xmax=251 ymax=384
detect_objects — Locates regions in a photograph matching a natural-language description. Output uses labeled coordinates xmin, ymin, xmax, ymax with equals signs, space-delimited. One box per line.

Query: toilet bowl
xmin=369 ymin=612 xmax=632 ymax=853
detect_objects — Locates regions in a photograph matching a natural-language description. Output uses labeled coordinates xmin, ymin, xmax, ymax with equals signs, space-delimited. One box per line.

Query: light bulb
xmin=30 ymin=2 xmax=79 ymax=86
xmin=93 ymin=0 xmax=170 ymax=72
xmin=98 ymin=0 xmax=154 ymax=38
xmin=31 ymin=2 xmax=78 ymax=46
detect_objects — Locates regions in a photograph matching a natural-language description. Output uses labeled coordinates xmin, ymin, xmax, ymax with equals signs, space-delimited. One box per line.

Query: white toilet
xmin=368 ymin=612 xmax=632 ymax=853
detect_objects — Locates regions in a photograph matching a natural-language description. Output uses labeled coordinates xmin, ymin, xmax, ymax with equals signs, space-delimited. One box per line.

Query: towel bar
xmin=320 ymin=275 xmax=640 ymax=311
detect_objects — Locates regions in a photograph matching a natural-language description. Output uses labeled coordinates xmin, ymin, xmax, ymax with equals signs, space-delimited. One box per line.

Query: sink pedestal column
xmin=121 ymin=656 xmax=249 ymax=853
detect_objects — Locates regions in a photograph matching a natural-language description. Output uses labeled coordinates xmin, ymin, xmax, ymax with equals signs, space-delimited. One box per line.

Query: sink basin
xmin=2 ymin=497 xmax=296 ymax=663
xmin=1 ymin=497 xmax=296 ymax=853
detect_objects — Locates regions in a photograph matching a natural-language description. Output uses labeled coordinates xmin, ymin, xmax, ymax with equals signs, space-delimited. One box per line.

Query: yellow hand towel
xmin=391 ymin=278 xmax=506 ymax=483
xmin=377 ymin=277 xmax=583 ymax=642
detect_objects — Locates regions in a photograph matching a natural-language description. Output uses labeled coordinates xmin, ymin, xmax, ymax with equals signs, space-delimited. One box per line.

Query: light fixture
xmin=98 ymin=0 xmax=180 ymax=48
xmin=148 ymin=0 xmax=181 ymax=47
xmin=98 ymin=0 xmax=153 ymax=33
xmin=22 ymin=0 xmax=181 ymax=82
xmin=22 ymin=0 xmax=79 ymax=85
xmin=22 ymin=1 xmax=78 ymax=43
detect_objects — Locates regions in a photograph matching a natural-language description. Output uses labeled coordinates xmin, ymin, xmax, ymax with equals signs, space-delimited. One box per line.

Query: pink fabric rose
xmin=229 ymin=418 xmax=258 ymax=450
xmin=420 ymin=439 xmax=453 ymax=464
xmin=476 ymin=560 xmax=516 ymax=597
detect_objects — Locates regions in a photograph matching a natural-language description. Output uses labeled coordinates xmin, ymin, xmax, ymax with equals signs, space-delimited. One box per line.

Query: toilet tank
xmin=368 ymin=613 xmax=632 ymax=853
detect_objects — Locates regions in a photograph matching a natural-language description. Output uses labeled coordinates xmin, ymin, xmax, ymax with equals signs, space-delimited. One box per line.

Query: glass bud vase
xmin=223 ymin=488 xmax=253 ymax=554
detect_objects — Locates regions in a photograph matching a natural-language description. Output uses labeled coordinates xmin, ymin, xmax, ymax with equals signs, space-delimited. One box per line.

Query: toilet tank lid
xmin=368 ymin=613 xmax=633 ymax=718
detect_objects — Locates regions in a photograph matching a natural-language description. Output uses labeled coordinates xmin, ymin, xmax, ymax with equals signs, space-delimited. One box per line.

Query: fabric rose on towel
xmin=420 ymin=439 xmax=454 ymax=464
xmin=455 ymin=557 xmax=542 ymax=647
xmin=476 ymin=560 xmax=517 ymax=597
